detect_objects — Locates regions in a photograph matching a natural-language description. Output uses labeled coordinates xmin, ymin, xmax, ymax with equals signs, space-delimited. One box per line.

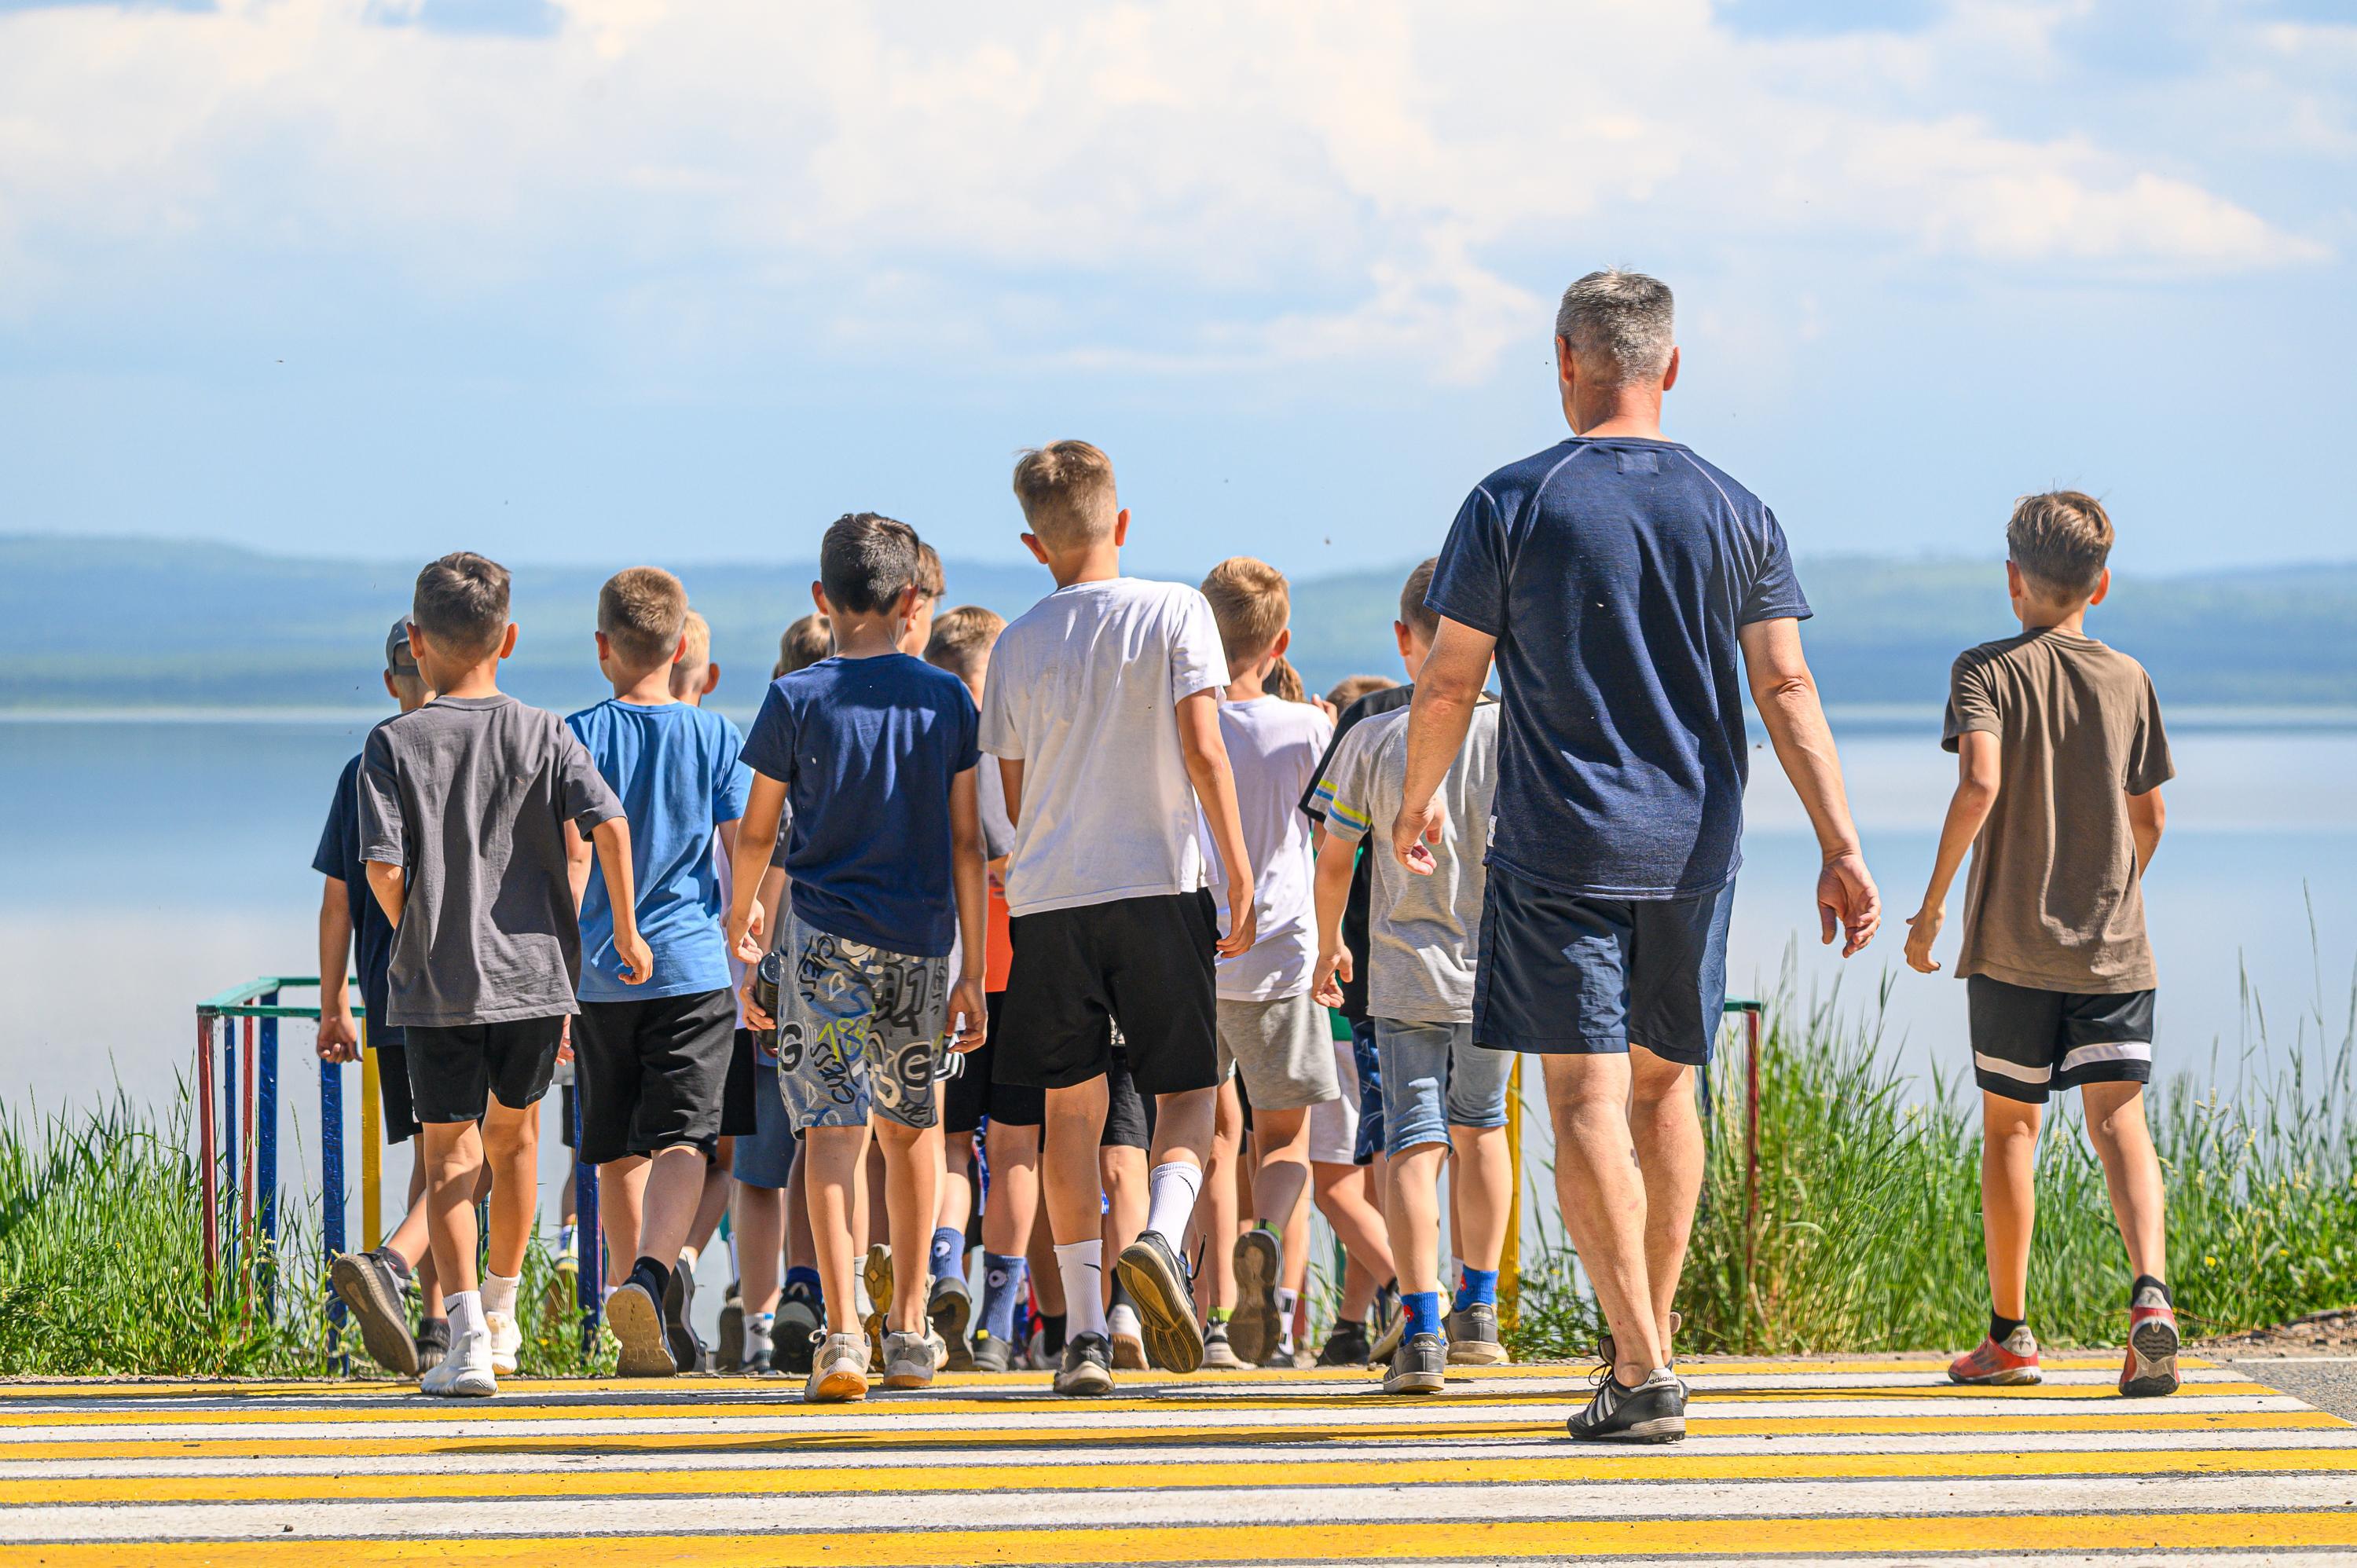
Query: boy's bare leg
xmin=631 ymin=1145 xmax=710 ymax=1274
xmin=597 ymin=1156 xmax=651 ymax=1289
xmin=1384 ymin=1144 xmax=1449 ymax=1299
xmin=1100 ymin=1144 xmax=1149 ymax=1302
xmin=1149 ymin=1086 xmax=1217 ymax=1177
xmin=1626 ymin=1047 xmax=1704 ymax=1355
xmin=735 ymin=1182 xmax=786 ymax=1317
xmin=981 ymin=1121 xmax=1039 ymax=1258
xmin=1042 ymin=1079 xmax=1112 ymax=1245
xmin=1250 ymin=1105 xmax=1314 ymax=1244
xmin=1981 ymin=1092 xmax=2044 ymax=1322
xmin=1313 ymin=1160 xmax=1393 ymax=1314
xmin=941 ymin=1136 xmax=977 ymax=1257
xmin=479 ymin=1098 xmax=538 ymax=1281
xmin=1541 ymin=1054 xmax=1662 ymax=1384
xmin=392 ymin=1158 xmax=440 ymax=1316
xmin=786 ymin=1152 xmax=816 ymax=1276
xmin=420 ymin=1120 xmax=486 ymax=1296
xmin=1450 ymin=1123 xmax=1512 ymax=1277
xmin=1026 ymin=1198 xmax=1067 ymax=1313
xmin=874 ymin=1119 xmax=941 ymax=1333
xmin=2081 ymin=1081 xmax=2165 ymax=1282
xmin=863 ymin=1145 xmax=890 ymax=1249
xmin=1197 ymin=1081 xmax=1244 ymax=1314
xmin=803 ymin=1124 xmax=872 ymax=1335
xmin=685 ymin=1142 xmax=734 ymax=1259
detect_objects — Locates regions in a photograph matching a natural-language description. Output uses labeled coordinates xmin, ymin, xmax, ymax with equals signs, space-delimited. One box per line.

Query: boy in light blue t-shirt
xmin=566 ymin=567 xmax=751 ymax=1378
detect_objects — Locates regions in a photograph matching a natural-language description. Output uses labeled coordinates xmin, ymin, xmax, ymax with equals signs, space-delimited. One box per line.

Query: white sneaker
xmin=485 ymin=1310 xmax=521 ymax=1376
xmin=419 ymin=1328 xmax=497 ymax=1398
xmin=805 ymin=1331 xmax=871 ymax=1403
xmin=1107 ymin=1302 xmax=1147 ymax=1370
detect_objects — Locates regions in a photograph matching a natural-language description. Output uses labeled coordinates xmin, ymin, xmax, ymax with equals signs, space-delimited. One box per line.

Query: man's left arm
xmin=1391 ymin=617 xmax=1493 ymax=875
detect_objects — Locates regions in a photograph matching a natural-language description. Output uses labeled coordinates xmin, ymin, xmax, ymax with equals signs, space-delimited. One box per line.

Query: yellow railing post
xmin=1498 ymin=1054 xmax=1524 ymax=1335
xmin=358 ymin=1014 xmax=383 ymax=1254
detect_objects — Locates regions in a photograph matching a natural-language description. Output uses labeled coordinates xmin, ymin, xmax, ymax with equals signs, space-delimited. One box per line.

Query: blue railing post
xmin=258 ymin=997 xmax=280 ymax=1317
xmin=575 ymin=1088 xmax=601 ymax=1354
xmin=321 ymin=1053 xmax=347 ymax=1371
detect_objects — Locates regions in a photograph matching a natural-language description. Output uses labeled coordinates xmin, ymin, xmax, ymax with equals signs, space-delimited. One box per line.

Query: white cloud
xmin=0 ymin=0 xmax=2334 ymax=380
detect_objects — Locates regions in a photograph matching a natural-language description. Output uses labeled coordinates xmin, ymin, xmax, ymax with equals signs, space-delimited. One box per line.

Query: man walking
xmin=1392 ymin=269 xmax=1880 ymax=1442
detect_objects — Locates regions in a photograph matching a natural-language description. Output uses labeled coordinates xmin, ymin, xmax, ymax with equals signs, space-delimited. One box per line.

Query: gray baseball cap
xmin=386 ymin=617 xmax=420 ymax=675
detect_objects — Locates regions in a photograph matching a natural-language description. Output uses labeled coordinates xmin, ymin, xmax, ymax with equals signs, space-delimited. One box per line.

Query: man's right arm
xmin=1738 ymin=616 xmax=1880 ymax=956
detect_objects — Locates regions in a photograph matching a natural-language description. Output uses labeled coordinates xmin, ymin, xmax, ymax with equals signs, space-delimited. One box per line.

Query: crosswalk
xmin=3 ymin=1356 xmax=2352 ymax=1565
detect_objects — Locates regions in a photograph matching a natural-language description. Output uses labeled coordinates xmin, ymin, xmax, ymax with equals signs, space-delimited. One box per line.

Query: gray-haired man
xmin=1392 ymin=269 xmax=1880 ymax=1442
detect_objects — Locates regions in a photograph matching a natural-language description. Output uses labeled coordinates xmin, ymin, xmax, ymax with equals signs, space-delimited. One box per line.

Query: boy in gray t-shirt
xmin=1310 ymin=691 xmax=1511 ymax=1394
xmin=359 ymin=551 xmax=650 ymax=1398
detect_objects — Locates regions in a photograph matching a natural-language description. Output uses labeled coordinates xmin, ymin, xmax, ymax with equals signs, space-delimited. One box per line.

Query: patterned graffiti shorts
xmin=772 ymin=908 xmax=952 ymax=1133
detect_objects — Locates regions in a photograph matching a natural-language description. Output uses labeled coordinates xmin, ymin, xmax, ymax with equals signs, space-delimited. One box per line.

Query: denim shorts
xmin=1373 ymin=1019 xmax=1514 ymax=1157
xmin=730 ymin=1059 xmax=798 ymax=1190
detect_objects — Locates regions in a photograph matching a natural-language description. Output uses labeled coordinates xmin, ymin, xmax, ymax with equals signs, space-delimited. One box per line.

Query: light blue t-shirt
xmin=565 ymin=698 xmax=752 ymax=1002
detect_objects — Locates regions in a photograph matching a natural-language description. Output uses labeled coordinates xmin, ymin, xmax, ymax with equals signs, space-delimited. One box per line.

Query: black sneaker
xmin=1114 ymin=1231 xmax=1204 ymax=1375
xmin=664 ymin=1257 xmax=704 ymax=1372
xmin=1566 ymin=1366 xmax=1687 ymax=1443
xmin=1228 ymin=1229 xmax=1282 ymax=1368
xmin=328 ymin=1248 xmax=418 ymax=1377
xmin=1384 ymin=1331 xmax=1447 ymax=1395
xmin=929 ymin=1276 xmax=976 ymax=1372
xmin=413 ymin=1316 xmax=449 ymax=1375
xmin=776 ymin=1292 xmax=820 ymax=1376
xmin=1317 ymin=1321 xmax=1371 ymax=1368
xmin=970 ymin=1332 xmax=1013 ymax=1373
xmin=1054 ymin=1331 xmax=1116 ymax=1396
xmin=717 ymin=1283 xmax=745 ymax=1374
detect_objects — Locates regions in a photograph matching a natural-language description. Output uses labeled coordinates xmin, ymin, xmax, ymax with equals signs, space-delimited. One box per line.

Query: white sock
xmin=1144 ymin=1161 xmax=1204 ymax=1251
xmin=1274 ymin=1287 xmax=1299 ymax=1354
xmin=445 ymin=1290 xmax=486 ymax=1339
xmin=1054 ymin=1241 xmax=1109 ymax=1339
xmin=677 ymin=1244 xmax=700 ymax=1274
xmin=480 ymin=1273 xmax=520 ymax=1321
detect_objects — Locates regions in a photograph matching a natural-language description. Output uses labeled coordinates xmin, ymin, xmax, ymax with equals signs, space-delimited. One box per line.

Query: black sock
xmin=2132 ymin=1274 xmax=2172 ymax=1306
xmin=1041 ymin=1312 xmax=1068 ymax=1358
xmin=1990 ymin=1312 xmax=2025 ymax=1345
xmin=630 ymin=1255 xmax=671 ymax=1302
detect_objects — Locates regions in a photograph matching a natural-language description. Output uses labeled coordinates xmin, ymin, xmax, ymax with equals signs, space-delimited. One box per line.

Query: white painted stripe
xmin=2062 ymin=1039 xmax=2153 ymax=1072
xmin=12 ymin=1472 xmax=2357 ymax=1542
xmin=1975 ymin=1051 xmax=2051 ymax=1084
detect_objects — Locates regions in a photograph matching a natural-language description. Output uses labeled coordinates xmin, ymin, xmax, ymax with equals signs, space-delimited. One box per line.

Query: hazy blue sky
xmin=2 ymin=0 xmax=2351 ymax=580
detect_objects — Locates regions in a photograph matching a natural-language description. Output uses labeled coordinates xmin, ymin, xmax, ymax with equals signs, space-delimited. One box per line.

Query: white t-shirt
xmin=979 ymin=577 xmax=1228 ymax=918
xmin=1211 ymin=695 xmax=1334 ymax=1000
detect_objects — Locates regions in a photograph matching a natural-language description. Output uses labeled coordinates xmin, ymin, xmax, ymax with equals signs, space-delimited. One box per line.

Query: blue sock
xmin=979 ymin=1252 xmax=1028 ymax=1341
xmin=1454 ymin=1266 xmax=1499 ymax=1310
xmin=785 ymin=1266 xmax=823 ymax=1306
xmin=1404 ymin=1291 xmax=1443 ymax=1339
xmin=929 ymin=1226 xmax=964 ymax=1282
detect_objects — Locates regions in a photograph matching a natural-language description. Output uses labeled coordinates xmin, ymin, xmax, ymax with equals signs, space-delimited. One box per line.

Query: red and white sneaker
xmin=1949 ymin=1324 xmax=2041 ymax=1386
xmin=2121 ymin=1285 xmax=2181 ymax=1398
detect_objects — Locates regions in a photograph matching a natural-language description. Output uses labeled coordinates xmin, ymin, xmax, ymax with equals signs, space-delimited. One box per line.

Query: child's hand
xmin=1311 ymin=945 xmax=1353 ymax=1009
xmin=316 ymin=1011 xmax=360 ymax=1065
xmin=741 ymin=977 xmax=775 ymax=1032
xmin=729 ymin=904 xmax=767 ymax=963
xmin=1216 ymin=899 xmax=1258 ymax=959
xmin=614 ymin=927 xmax=654 ymax=985
xmin=1903 ymin=903 xmax=1943 ymax=974
xmin=948 ymin=977 xmax=988 ymax=1053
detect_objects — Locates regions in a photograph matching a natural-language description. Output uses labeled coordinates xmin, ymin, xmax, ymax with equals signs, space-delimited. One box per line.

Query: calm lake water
xmin=3 ymin=712 xmax=2352 ymax=1284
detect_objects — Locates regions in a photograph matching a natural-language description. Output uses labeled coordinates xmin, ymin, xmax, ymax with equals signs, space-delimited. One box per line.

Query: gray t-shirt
xmin=1313 ymin=701 xmax=1499 ymax=1024
xmin=360 ymin=694 xmax=624 ymax=1027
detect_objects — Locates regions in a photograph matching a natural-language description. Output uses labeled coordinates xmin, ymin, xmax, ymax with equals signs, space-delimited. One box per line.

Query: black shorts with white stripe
xmin=1967 ymin=976 xmax=2155 ymax=1105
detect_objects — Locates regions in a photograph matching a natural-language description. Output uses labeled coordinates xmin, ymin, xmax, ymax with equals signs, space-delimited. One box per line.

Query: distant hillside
xmin=2 ymin=536 xmax=2353 ymax=714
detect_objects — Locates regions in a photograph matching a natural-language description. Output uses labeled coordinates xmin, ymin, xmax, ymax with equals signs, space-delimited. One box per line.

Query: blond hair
xmin=1326 ymin=673 xmax=1396 ymax=710
xmin=669 ymin=610 xmax=713 ymax=699
xmin=2007 ymin=490 xmax=2114 ymax=599
xmin=924 ymin=604 xmax=1005 ymax=686
xmin=1266 ymin=656 xmax=1305 ymax=704
xmin=774 ymin=613 xmax=832 ymax=679
xmin=1200 ymin=555 xmax=1290 ymax=675
xmin=599 ymin=566 xmax=688 ymax=672
xmin=1012 ymin=441 xmax=1119 ymax=550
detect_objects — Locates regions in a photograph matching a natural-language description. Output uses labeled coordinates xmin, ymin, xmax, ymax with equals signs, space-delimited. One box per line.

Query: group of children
xmin=316 ymin=440 xmax=2183 ymax=1420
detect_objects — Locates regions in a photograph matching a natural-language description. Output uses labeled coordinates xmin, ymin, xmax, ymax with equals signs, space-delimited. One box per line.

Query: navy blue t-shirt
xmin=311 ymin=751 xmax=403 ymax=1046
xmin=740 ymin=652 xmax=981 ymax=958
xmin=1426 ymin=437 xmax=1809 ymax=900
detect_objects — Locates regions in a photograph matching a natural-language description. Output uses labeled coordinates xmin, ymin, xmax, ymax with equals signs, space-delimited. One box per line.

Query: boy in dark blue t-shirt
xmin=726 ymin=513 xmax=987 ymax=1402
xmin=565 ymin=568 xmax=752 ymax=1378
xmin=320 ymin=617 xmax=443 ymax=1379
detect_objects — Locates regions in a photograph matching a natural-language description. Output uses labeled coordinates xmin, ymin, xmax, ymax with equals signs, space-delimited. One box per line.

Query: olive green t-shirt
xmin=1942 ymin=628 xmax=2173 ymax=994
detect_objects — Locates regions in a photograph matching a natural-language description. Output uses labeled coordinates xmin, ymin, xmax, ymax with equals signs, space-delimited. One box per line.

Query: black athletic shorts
xmin=720 ymin=1027 xmax=761 ymax=1139
xmin=1968 ymin=976 xmax=2155 ymax=1105
xmin=372 ymin=1038 xmax=421 ymax=1145
xmin=945 ymin=991 xmax=1048 ymax=1134
xmin=999 ymin=890 xmax=1220 ymax=1096
xmin=1101 ymin=1042 xmax=1157 ymax=1151
xmin=573 ymin=987 xmax=737 ymax=1163
xmin=405 ymin=1017 xmax=566 ymax=1126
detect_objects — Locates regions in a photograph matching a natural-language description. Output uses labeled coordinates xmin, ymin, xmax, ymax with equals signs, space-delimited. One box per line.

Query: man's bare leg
xmin=1541 ymin=1054 xmax=1662 ymax=1385
xmin=1626 ymin=1046 xmax=1703 ymax=1358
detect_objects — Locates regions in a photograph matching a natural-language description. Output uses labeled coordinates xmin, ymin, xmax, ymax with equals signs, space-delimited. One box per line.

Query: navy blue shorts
xmin=1473 ymin=864 xmax=1734 ymax=1066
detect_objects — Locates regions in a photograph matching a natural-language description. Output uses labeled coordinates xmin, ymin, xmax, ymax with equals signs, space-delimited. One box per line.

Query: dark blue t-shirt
xmin=311 ymin=751 xmax=403 ymax=1046
xmin=564 ymin=699 xmax=752 ymax=1003
xmin=740 ymin=653 xmax=981 ymax=958
xmin=1427 ymin=437 xmax=1809 ymax=900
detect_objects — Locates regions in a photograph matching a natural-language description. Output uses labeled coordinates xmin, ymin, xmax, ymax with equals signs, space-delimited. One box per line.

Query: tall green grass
xmin=1510 ymin=961 xmax=2357 ymax=1360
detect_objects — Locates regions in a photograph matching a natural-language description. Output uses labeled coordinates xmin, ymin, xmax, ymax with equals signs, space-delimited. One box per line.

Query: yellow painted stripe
xmin=20 ymin=1510 xmax=2357 ymax=1565
xmin=0 ymin=1407 xmax=2337 ymax=1463
xmin=13 ymin=1444 xmax=2357 ymax=1507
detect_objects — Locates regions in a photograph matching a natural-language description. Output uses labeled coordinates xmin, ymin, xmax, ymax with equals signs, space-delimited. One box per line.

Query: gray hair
xmin=1554 ymin=269 xmax=1675 ymax=387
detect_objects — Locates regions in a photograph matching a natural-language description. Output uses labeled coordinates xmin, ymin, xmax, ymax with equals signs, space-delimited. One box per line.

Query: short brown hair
xmin=924 ymin=604 xmax=1005 ymax=685
xmin=820 ymin=512 xmax=921 ymax=616
xmin=1398 ymin=556 xmax=1440 ymax=643
xmin=2007 ymin=490 xmax=2114 ymax=599
xmin=775 ymin=613 xmax=831 ymax=679
xmin=1326 ymin=673 xmax=1396 ymax=710
xmin=599 ymin=566 xmax=689 ymax=671
xmin=412 ymin=551 xmax=511 ymax=660
xmin=1012 ymin=441 xmax=1119 ymax=550
xmin=914 ymin=541 xmax=946 ymax=603
xmin=1200 ymin=555 xmax=1290 ymax=673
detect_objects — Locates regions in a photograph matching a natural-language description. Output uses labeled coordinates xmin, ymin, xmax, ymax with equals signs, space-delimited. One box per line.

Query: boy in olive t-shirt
xmin=1904 ymin=492 xmax=2178 ymax=1400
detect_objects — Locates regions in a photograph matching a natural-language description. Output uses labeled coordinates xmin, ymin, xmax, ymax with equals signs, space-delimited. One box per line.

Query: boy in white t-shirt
xmin=1197 ymin=557 xmax=1340 ymax=1368
xmin=978 ymin=440 xmax=1258 ymax=1394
